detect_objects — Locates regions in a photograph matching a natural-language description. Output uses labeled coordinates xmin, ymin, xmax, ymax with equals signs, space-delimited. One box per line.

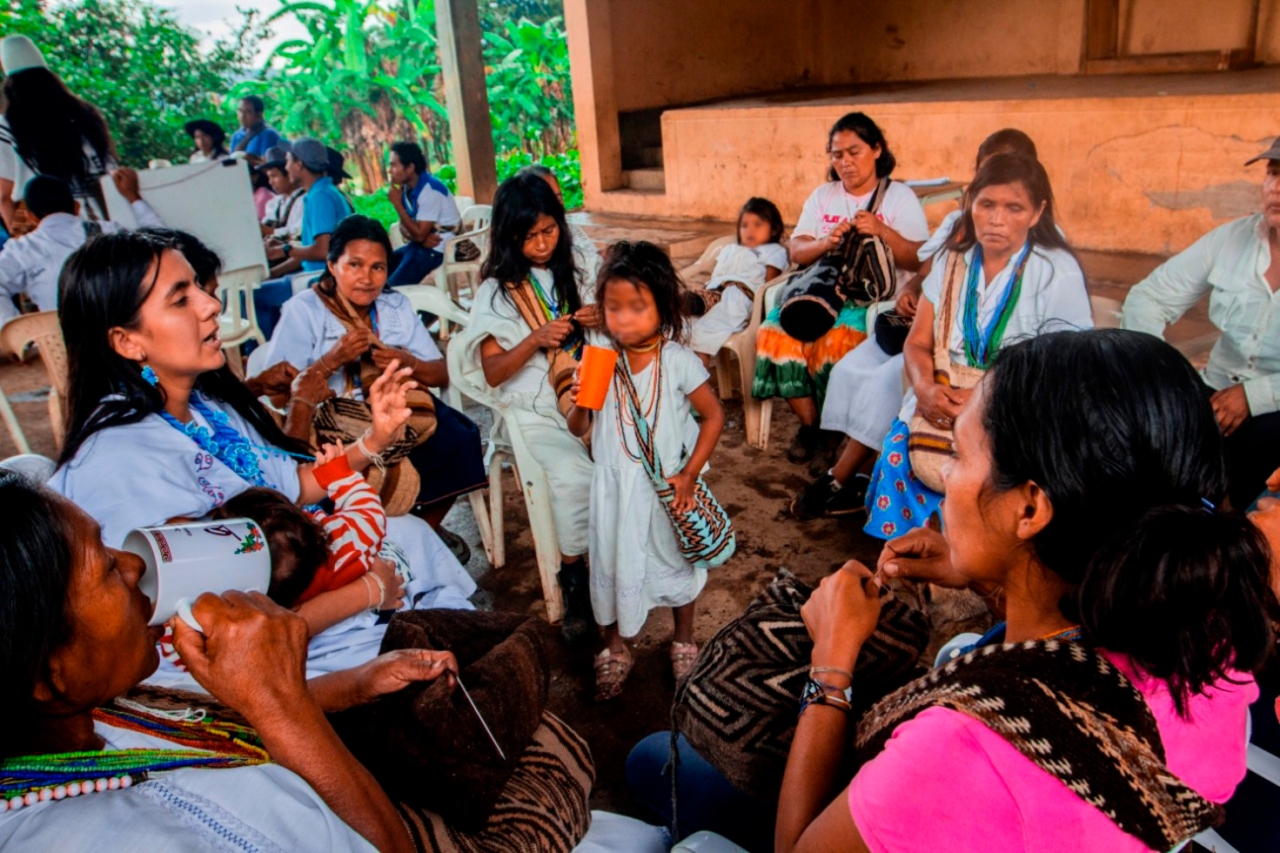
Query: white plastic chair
xmin=676 ymin=234 xmax=735 ymax=286
xmin=216 ymin=265 xmax=267 ymax=352
xmin=0 ymin=452 xmax=55 ymax=482
xmin=459 ymin=204 xmax=492 ymax=242
xmin=0 ymin=389 xmax=30 ymax=454
xmin=424 ymin=238 xmax=486 ymax=339
xmin=446 ymin=325 xmax=565 ymax=623
xmin=453 ymin=195 xmax=475 ymax=217
xmin=1 ymin=311 xmax=68 ymax=451
xmin=712 ymin=270 xmax=794 ymax=450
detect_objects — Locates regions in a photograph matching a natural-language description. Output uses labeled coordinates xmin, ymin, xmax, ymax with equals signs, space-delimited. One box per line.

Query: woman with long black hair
xmin=47 ymin=229 xmax=478 ymax=685
xmin=0 ymin=36 xmax=117 ymax=229
xmin=459 ymin=171 xmax=601 ymax=641
xmin=777 ymin=329 xmax=1277 ymax=852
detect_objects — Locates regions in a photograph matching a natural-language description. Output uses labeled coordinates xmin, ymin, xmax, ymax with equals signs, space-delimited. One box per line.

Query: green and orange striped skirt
xmin=751 ymin=301 xmax=869 ymax=407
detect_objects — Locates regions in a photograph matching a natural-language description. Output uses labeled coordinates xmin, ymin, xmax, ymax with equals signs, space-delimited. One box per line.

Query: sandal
xmin=671 ymin=642 xmax=699 ymax=683
xmin=593 ymin=646 xmax=634 ymax=702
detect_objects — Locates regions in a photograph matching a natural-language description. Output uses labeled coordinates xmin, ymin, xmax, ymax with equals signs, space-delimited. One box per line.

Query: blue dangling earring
xmin=141 ymin=363 xmax=159 ymax=387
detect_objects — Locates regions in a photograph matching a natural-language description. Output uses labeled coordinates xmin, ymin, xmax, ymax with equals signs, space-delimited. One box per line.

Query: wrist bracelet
xmin=809 ymin=666 xmax=854 ymax=682
xmin=360 ymin=574 xmax=378 ymax=610
xmin=288 ymin=397 xmax=317 ymax=409
xmin=367 ymin=571 xmax=388 ymax=611
xmin=355 ymin=428 xmax=387 ymax=472
xmin=318 ymin=352 xmax=335 ymax=374
xmin=799 ymin=678 xmax=853 ymax=717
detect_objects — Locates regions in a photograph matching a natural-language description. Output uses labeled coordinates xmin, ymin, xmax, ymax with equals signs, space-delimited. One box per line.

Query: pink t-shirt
xmin=848 ymin=651 xmax=1257 ymax=853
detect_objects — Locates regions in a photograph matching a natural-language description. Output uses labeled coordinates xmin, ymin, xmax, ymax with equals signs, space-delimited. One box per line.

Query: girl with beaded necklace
xmin=567 ymin=241 xmax=727 ymax=701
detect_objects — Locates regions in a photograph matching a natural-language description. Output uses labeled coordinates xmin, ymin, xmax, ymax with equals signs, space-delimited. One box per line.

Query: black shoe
xmin=558 ymin=560 xmax=596 ymax=645
xmin=791 ymin=473 xmax=869 ymax=520
xmin=787 ymin=424 xmax=820 ymax=464
xmin=437 ymin=527 xmax=471 ymax=565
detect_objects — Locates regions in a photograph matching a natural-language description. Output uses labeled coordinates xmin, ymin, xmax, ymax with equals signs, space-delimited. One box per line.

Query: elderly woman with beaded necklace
xmin=0 ymin=472 xmax=457 ymax=849
xmin=47 ymin=230 xmax=478 ymax=688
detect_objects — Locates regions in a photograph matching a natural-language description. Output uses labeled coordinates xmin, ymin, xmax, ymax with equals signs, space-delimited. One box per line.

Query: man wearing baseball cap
xmin=258 ymin=137 xmax=352 ymax=338
xmin=259 ymin=143 xmax=305 ymax=240
xmin=1123 ymin=136 xmax=1280 ymax=508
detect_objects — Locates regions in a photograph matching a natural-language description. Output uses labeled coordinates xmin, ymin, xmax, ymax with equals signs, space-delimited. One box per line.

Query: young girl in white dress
xmin=688 ymin=197 xmax=787 ymax=363
xmin=567 ymin=241 xmax=727 ymax=701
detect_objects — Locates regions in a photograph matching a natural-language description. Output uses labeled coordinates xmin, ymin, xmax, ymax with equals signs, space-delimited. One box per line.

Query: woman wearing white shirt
xmin=798 ymin=130 xmax=1041 ymax=519
xmin=48 ymin=230 xmax=476 ymax=686
xmin=864 ymin=153 xmax=1092 ymax=540
xmin=259 ymin=215 xmax=487 ymax=548
xmin=753 ymin=112 xmax=928 ymax=471
xmin=460 ymin=173 xmax=600 ymax=643
xmin=0 ymin=36 xmax=116 ymax=230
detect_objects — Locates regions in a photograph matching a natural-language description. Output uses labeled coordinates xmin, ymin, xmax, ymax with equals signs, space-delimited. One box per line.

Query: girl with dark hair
xmin=778 ymin=329 xmax=1276 ymax=852
xmin=688 ymin=196 xmax=788 ymax=363
xmin=47 ymin=229 xmax=478 ymax=687
xmin=256 ymin=214 xmax=487 ymax=556
xmin=754 ymin=112 xmax=929 ymax=469
xmin=460 ymin=172 xmax=602 ymax=642
xmin=0 ymin=36 xmax=117 ymax=230
xmin=861 ymin=152 xmax=1091 ymax=540
xmin=565 ymin=241 xmax=728 ymax=699
xmin=183 ymin=118 xmax=229 ymax=164
xmin=518 ymin=162 xmax=602 ymax=271
xmin=797 ymin=129 xmax=1041 ymax=519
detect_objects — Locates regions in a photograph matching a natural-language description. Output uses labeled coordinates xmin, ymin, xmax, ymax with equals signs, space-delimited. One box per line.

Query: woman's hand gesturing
xmin=366 ymin=360 xmax=416 ymax=451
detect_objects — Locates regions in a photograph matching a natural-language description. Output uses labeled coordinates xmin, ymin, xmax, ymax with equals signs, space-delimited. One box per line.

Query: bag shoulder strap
xmin=869 ymin=177 xmax=891 ymax=216
xmin=932 ymin=251 xmax=968 ymax=381
xmin=614 ymin=348 xmax=667 ymax=485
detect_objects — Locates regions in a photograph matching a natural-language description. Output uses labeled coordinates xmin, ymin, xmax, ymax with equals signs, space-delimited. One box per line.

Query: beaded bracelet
xmin=355 ymin=428 xmax=387 ymax=472
xmin=799 ymin=678 xmax=853 ymax=717
xmin=367 ymin=572 xmax=388 ymax=611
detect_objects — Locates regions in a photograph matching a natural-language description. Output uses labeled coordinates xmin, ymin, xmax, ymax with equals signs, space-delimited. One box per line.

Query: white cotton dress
xmin=588 ymin=342 xmax=710 ymax=638
xmin=688 ymin=242 xmax=787 ymax=356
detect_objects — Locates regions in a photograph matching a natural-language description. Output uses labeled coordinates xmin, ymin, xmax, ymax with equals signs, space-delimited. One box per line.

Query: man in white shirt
xmin=0 ymin=170 xmax=161 ymax=323
xmin=258 ymin=145 xmax=305 ymax=240
xmin=386 ymin=140 xmax=460 ymax=287
xmin=1122 ymin=136 xmax=1280 ymax=508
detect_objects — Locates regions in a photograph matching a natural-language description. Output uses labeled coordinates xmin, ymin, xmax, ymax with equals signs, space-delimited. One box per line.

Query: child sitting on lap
xmin=688 ymin=197 xmax=787 ymax=365
xmin=214 ymin=443 xmax=406 ymax=625
xmin=568 ymin=241 xmax=730 ymax=701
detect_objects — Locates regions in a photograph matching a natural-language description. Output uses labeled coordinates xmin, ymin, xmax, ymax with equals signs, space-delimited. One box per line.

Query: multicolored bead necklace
xmin=961 ymin=242 xmax=1032 ymax=369
xmin=0 ymin=703 xmax=269 ymax=812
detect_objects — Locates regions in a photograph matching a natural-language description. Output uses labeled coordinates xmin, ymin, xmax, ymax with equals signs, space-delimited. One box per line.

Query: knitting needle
xmin=455 ymin=676 xmax=506 ymax=762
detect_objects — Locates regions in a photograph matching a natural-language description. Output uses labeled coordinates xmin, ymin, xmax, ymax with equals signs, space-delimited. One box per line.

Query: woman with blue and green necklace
xmin=863 ymin=153 xmax=1093 ymax=540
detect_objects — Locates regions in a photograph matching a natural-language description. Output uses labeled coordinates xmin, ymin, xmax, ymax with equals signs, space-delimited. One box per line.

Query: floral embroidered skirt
xmin=863 ymin=419 xmax=943 ymax=540
xmin=751 ymin=301 xmax=868 ymax=407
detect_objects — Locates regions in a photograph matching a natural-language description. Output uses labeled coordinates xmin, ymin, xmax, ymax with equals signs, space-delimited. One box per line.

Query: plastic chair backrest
xmin=1 ymin=311 xmax=67 ymax=399
xmin=460 ymin=204 xmax=491 ymax=234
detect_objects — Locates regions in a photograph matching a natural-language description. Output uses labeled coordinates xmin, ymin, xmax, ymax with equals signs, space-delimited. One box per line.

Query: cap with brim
xmin=1245 ymin=135 xmax=1280 ymax=165
xmin=0 ymin=36 xmax=47 ymax=75
xmin=183 ymin=119 xmax=226 ymax=146
xmin=256 ymin=143 xmax=292 ymax=174
xmin=290 ymin=137 xmax=330 ymax=173
xmin=326 ymin=147 xmax=352 ymax=180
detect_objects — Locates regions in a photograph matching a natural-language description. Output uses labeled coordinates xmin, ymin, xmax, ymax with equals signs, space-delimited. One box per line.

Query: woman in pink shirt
xmin=777 ymin=328 xmax=1277 ymax=853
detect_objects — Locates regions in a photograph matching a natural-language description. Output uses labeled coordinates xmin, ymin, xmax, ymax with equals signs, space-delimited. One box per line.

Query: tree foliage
xmin=0 ymin=0 xmax=262 ymax=167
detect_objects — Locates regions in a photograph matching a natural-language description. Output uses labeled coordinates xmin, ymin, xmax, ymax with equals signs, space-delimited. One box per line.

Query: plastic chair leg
xmin=0 ymin=389 xmax=31 ymax=454
xmin=714 ymin=350 xmax=734 ymax=401
xmin=516 ymin=464 xmax=564 ymax=624
xmin=753 ymin=398 xmax=773 ymax=451
xmin=469 ymin=488 xmax=497 ymax=568
xmin=486 ymin=452 xmax=507 ymax=569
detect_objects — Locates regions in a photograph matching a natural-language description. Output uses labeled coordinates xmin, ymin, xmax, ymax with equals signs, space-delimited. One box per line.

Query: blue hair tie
xmin=1200 ymin=497 xmax=1216 ymax=512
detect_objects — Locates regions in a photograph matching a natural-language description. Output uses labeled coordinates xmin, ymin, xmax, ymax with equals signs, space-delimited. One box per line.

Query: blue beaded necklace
xmin=159 ymin=395 xmax=311 ymax=489
xmin=961 ymin=242 xmax=1032 ymax=369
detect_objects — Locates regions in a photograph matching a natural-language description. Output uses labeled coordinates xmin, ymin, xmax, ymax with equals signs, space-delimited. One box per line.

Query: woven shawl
xmin=506 ymin=276 xmax=583 ymax=420
xmin=854 ymin=639 xmax=1224 ymax=850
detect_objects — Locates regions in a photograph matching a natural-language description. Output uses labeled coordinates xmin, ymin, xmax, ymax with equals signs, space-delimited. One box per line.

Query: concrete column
xmin=437 ymin=0 xmax=498 ymax=203
xmin=565 ymin=0 xmax=623 ymax=206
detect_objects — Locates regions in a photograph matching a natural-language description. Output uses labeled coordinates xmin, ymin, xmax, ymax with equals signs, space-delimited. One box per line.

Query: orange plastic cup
xmin=576 ymin=345 xmax=619 ymax=410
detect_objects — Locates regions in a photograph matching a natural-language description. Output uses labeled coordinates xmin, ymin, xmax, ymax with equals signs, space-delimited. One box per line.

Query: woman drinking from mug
xmin=777 ymin=329 xmax=1275 ymax=853
xmin=256 ymin=215 xmax=487 ymax=558
xmin=753 ymin=112 xmax=929 ymax=470
xmin=47 ymin=230 xmax=477 ymax=686
xmin=863 ymin=153 xmax=1091 ymax=541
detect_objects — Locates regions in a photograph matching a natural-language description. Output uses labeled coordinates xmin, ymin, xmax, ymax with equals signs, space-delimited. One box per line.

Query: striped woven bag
xmin=614 ymin=346 xmax=736 ymax=570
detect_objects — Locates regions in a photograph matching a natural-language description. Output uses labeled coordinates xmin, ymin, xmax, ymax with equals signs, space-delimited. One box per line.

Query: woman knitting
xmin=460 ymin=172 xmax=602 ymax=642
xmin=777 ymin=329 xmax=1276 ymax=852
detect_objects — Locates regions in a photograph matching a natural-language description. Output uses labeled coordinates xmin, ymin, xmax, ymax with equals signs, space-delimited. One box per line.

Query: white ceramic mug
xmin=123 ymin=519 xmax=271 ymax=632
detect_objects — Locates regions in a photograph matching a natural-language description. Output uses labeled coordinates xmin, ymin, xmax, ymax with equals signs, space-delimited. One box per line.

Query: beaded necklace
xmin=614 ymin=341 xmax=663 ymax=465
xmin=159 ymin=395 xmax=311 ymax=489
xmin=961 ymin=242 xmax=1032 ymax=369
xmin=527 ymin=272 xmax=584 ymax=360
xmin=0 ymin=704 xmax=269 ymax=812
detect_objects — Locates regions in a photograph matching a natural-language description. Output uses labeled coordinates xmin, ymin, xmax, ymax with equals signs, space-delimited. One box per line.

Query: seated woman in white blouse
xmin=255 ymin=215 xmax=487 ymax=557
xmin=48 ymin=230 xmax=476 ymax=689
